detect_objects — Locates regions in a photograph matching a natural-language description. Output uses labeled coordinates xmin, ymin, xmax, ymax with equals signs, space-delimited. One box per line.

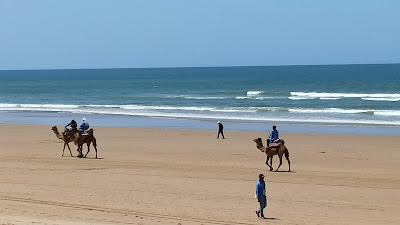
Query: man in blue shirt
xmin=255 ymin=173 xmax=267 ymax=219
xmin=267 ymin=125 xmax=279 ymax=147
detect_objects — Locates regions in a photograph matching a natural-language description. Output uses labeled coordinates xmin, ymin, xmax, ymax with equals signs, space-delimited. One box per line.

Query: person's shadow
xmin=264 ymin=217 xmax=279 ymax=220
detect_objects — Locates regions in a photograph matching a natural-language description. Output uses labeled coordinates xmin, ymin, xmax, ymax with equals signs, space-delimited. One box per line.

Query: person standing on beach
xmin=255 ymin=173 xmax=267 ymax=219
xmin=267 ymin=125 xmax=279 ymax=147
xmin=217 ymin=121 xmax=225 ymax=139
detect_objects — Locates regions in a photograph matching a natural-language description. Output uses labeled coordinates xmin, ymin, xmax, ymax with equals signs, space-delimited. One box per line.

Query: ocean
xmin=1 ymin=64 xmax=400 ymax=134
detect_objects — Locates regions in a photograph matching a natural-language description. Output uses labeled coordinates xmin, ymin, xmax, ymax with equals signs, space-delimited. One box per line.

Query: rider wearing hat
xmin=79 ymin=118 xmax=90 ymax=134
xmin=64 ymin=119 xmax=78 ymax=135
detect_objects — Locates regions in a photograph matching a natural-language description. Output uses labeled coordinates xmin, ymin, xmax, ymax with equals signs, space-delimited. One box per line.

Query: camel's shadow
xmin=272 ymin=170 xmax=294 ymax=173
xmin=61 ymin=155 xmax=103 ymax=160
xmin=83 ymin=157 xmax=104 ymax=160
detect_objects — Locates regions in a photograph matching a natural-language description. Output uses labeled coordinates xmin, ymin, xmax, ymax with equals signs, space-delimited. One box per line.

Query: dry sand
xmin=0 ymin=124 xmax=399 ymax=225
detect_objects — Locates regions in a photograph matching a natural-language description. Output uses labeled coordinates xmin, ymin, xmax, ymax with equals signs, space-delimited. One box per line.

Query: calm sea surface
xmin=1 ymin=64 xmax=400 ymax=129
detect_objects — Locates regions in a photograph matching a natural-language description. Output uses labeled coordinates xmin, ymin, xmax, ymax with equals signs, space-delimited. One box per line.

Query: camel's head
xmin=253 ymin=138 xmax=265 ymax=152
xmin=51 ymin=126 xmax=57 ymax=131
xmin=253 ymin=138 xmax=263 ymax=145
xmin=253 ymin=138 xmax=262 ymax=144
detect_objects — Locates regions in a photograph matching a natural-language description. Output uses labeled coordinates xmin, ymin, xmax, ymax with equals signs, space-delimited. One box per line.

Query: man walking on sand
xmin=217 ymin=121 xmax=225 ymax=139
xmin=256 ymin=173 xmax=267 ymax=219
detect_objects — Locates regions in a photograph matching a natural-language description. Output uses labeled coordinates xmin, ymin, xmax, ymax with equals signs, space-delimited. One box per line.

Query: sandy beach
xmin=0 ymin=124 xmax=399 ymax=225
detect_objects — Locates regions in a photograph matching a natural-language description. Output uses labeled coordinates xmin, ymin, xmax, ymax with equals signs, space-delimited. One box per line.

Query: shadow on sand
xmin=272 ymin=170 xmax=293 ymax=173
xmin=264 ymin=217 xmax=279 ymax=220
xmin=83 ymin=157 xmax=104 ymax=160
xmin=61 ymin=155 xmax=103 ymax=160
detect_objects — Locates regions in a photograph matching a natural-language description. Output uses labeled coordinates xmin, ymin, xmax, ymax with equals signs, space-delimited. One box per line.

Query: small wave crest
xmin=291 ymin=92 xmax=400 ymax=101
xmin=362 ymin=97 xmax=400 ymax=102
xmin=288 ymin=108 xmax=373 ymax=114
xmin=235 ymin=96 xmax=277 ymax=100
xmin=247 ymin=91 xmax=264 ymax=96
xmin=288 ymin=96 xmax=316 ymax=100
xmin=166 ymin=95 xmax=228 ymax=100
xmin=374 ymin=110 xmax=400 ymax=116
xmin=0 ymin=103 xmax=80 ymax=109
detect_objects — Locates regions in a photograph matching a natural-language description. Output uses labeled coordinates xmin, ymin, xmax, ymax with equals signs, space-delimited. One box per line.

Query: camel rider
xmin=79 ymin=118 xmax=90 ymax=134
xmin=64 ymin=119 xmax=78 ymax=135
xmin=267 ymin=125 xmax=279 ymax=147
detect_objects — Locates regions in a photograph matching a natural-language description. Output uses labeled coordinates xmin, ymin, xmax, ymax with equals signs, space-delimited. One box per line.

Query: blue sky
xmin=0 ymin=0 xmax=399 ymax=69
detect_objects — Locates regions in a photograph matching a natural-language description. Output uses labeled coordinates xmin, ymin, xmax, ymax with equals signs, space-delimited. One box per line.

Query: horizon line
xmin=1 ymin=62 xmax=399 ymax=72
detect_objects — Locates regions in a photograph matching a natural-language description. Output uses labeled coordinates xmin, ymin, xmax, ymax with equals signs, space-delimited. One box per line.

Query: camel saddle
xmin=269 ymin=142 xmax=282 ymax=148
xmin=268 ymin=139 xmax=285 ymax=148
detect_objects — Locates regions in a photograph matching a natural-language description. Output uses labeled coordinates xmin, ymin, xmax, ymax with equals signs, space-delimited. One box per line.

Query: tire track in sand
xmin=0 ymin=195 xmax=257 ymax=225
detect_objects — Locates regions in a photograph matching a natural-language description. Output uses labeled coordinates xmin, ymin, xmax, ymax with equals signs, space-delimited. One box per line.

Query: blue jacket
xmin=256 ymin=180 xmax=266 ymax=198
xmin=80 ymin=122 xmax=89 ymax=131
xmin=269 ymin=130 xmax=279 ymax=142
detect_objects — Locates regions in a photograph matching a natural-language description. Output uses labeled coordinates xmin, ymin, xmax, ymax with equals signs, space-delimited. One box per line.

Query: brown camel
xmin=75 ymin=129 xmax=98 ymax=159
xmin=51 ymin=126 xmax=75 ymax=157
xmin=253 ymin=138 xmax=291 ymax=172
xmin=51 ymin=126 xmax=98 ymax=158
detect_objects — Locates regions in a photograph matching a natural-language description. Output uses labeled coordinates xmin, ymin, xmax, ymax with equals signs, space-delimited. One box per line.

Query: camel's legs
xmin=84 ymin=142 xmax=91 ymax=158
xmin=275 ymin=155 xmax=283 ymax=172
xmin=266 ymin=156 xmax=273 ymax=171
xmin=66 ymin=143 xmax=73 ymax=157
xmin=285 ymin=150 xmax=291 ymax=172
xmin=77 ymin=145 xmax=83 ymax=158
xmin=62 ymin=143 xmax=66 ymax=156
xmin=269 ymin=155 xmax=274 ymax=171
xmin=92 ymin=137 xmax=98 ymax=159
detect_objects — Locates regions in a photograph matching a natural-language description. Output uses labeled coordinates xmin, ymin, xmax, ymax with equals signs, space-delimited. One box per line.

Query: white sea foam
xmin=0 ymin=103 xmax=79 ymax=109
xmin=83 ymin=104 xmax=121 ymax=108
xmin=167 ymin=95 xmax=228 ymax=100
xmin=236 ymin=96 xmax=278 ymax=100
xmin=288 ymin=96 xmax=316 ymax=100
xmin=291 ymin=92 xmax=400 ymax=99
xmin=362 ymin=97 xmax=400 ymax=102
xmin=288 ymin=108 xmax=372 ymax=114
xmin=182 ymin=96 xmax=227 ymax=100
xmin=254 ymin=97 xmax=278 ymax=100
xmin=235 ymin=96 xmax=250 ymax=99
xmin=319 ymin=97 xmax=341 ymax=100
xmin=247 ymin=91 xmax=264 ymax=96
xmin=250 ymin=107 xmax=286 ymax=112
xmin=374 ymin=110 xmax=400 ymax=116
xmin=122 ymin=105 xmax=217 ymax=111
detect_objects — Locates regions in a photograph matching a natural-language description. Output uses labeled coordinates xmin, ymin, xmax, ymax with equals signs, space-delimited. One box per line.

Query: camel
xmin=75 ymin=129 xmax=98 ymax=159
xmin=253 ymin=138 xmax=291 ymax=172
xmin=51 ymin=126 xmax=98 ymax=158
xmin=51 ymin=126 xmax=75 ymax=157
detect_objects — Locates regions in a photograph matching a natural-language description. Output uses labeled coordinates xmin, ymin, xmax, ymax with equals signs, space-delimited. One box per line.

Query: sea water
xmin=0 ymin=64 xmax=399 ymax=134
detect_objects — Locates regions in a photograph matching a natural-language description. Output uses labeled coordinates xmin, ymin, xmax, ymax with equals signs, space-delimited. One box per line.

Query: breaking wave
xmin=290 ymin=92 xmax=400 ymax=101
xmin=247 ymin=91 xmax=264 ymax=96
